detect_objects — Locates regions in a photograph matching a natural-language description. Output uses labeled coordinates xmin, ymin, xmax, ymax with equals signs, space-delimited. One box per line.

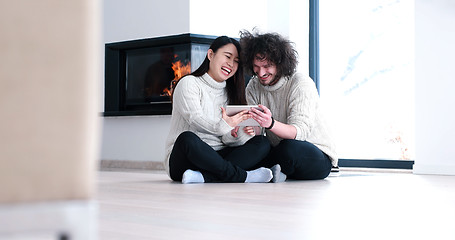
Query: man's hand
xmin=250 ymin=104 xmax=297 ymax=139
xmin=249 ymin=104 xmax=273 ymax=128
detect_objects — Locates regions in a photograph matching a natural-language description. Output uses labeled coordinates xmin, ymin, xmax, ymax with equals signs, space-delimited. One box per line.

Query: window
xmin=312 ymin=0 xmax=415 ymax=168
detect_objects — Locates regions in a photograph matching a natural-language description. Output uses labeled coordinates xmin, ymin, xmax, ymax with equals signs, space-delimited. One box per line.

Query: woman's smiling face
xmin=207 ymin=43 xmax=239 ymax=82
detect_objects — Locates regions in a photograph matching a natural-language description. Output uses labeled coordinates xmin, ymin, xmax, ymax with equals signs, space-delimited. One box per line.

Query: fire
xmin=172 ymin=57 xmax=192 ymax=81
xmin=161 ymin=56 xmax=191 ymax=97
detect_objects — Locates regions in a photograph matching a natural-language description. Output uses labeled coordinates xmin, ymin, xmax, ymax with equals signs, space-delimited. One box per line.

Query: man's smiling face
xmin=253 ymin=56 xmax=278 ymax=86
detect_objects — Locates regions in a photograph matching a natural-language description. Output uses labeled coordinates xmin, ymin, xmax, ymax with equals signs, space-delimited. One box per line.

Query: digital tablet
xmin=225 ymin=105 xmax=262 ymax=126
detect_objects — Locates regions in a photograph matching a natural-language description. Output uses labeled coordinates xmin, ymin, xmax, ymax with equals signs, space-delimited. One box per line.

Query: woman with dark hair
xmin=239 ymin=30 xmax=338 ymax=182
xmin=164 ymin=36 xmax=272 ymax=184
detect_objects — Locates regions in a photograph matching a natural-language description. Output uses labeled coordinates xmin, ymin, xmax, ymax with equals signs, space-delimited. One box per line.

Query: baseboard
xmin=413 ymin=164 xmax=455 ymax=176
xmin=100 ymin=159 xmax=165 ymax=171
xmin=338 ymin=159 xmax=414 ymax=169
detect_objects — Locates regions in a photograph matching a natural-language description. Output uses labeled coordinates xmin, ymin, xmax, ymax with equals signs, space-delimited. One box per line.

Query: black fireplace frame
xmin=104 ymin=33 xmax=217 ymax=116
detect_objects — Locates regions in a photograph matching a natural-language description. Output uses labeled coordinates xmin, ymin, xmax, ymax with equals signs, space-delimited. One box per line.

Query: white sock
xmin=270 ymin=164 xmax=287 ymax=183
xmin=245 ymin=167 xmax=273 ymax=183
xmin=182 ymin=169 xmax=204 ymax=184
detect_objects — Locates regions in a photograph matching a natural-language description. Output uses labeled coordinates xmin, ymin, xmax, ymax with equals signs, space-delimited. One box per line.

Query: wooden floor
xmin=97 ymin=169 xmax=455 ymax=240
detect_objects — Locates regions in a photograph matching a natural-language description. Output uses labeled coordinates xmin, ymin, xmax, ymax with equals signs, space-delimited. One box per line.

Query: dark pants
xmin=169 ymin=131 xmax=271 ymax=183
xmin=256 ymin=139 xmax=332 ymax=180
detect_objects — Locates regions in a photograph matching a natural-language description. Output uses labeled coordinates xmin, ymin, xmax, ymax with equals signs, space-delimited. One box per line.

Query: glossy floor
xmin=97 ymin=169 xmax=455 ymax=240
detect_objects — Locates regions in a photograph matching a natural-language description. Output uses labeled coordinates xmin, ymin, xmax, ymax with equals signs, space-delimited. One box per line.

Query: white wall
xmin=103 ymin=0 xmax=190 ymax=43
xmin=289 ymin=0 xmax=310 ymax=75
xmin=101 ymin=116 xmax=172 ymax=162
xmin=101 ymin=0 xmax=309 ymax=164
xmin=413 ymin=0 xmax=455 ymax=175
xmin=189 ymin=0 xmax=268 ymax=38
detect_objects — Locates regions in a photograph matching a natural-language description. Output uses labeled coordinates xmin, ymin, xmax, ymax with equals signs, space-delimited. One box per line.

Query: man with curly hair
xmin=239 ymin=30 xmax=338 ymax=182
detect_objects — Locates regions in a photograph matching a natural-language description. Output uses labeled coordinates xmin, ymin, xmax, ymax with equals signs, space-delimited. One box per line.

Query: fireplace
xmin=104 ymin=34 xmax=216 ymax=116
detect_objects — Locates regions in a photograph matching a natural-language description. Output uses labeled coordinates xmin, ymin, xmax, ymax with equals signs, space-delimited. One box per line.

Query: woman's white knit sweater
xmin=246 ymin=73 xmax=338 ymax=167
xmin=164 ymin=73 xmax=253 ymax=176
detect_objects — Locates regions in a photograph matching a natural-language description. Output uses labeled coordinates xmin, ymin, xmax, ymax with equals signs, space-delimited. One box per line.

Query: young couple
xmin=164 ymin=30 xmax=338 ymax=184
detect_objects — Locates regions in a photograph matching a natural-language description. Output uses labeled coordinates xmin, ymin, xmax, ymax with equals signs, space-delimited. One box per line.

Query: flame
xmin=172 ymin=58 xmax=191 ymax=81
xmin=161 ymin=56 xmax=191 ymax=97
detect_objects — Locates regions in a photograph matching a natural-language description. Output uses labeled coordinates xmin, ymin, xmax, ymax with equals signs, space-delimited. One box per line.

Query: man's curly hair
xmin=239 ymin=29 xmax=298 ymax=79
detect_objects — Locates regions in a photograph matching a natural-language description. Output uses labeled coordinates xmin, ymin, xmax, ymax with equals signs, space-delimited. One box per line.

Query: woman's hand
xmin=249 ymin=104 xmax=273 ymax=128
xmin=243 ymin=126 xmax=261 ymax=136
xmin=231 ymin=126 xmax=240 ymax=137
xmin=221 ymin=107 xmax=250 ymax=128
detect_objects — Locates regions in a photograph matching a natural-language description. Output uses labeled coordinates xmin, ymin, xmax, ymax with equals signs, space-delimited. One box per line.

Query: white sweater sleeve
xmin=172 ymin=76 xmax=232 ymax=136
xmin=288 ymin=75 xmax=318 ymax=141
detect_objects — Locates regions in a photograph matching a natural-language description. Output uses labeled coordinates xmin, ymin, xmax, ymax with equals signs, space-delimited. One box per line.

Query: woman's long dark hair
xmin=174 ymin=36 xmax=246 ymax=105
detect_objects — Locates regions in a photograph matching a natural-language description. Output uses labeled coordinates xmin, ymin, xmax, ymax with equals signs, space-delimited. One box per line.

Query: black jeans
xmin=169 ymin=131 xmax=271 ymax=183
xmin=256 ymin=139 xmax=332 ymax=180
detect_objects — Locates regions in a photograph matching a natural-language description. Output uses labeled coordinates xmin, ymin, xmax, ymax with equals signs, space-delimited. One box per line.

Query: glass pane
xmin=191 ymin=43 xmax=210 ymax=72
xmin=319 ymin=0 xmax=415 ymax=160
xmin=125 ymin=43 xmax=191 ymax=105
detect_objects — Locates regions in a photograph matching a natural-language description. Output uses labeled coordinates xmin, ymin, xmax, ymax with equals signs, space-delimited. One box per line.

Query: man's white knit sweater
xmin=164 ymin=73 xmax=253 ymax=177
xmin=246 ymin=73 xmax=338 ymax=167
